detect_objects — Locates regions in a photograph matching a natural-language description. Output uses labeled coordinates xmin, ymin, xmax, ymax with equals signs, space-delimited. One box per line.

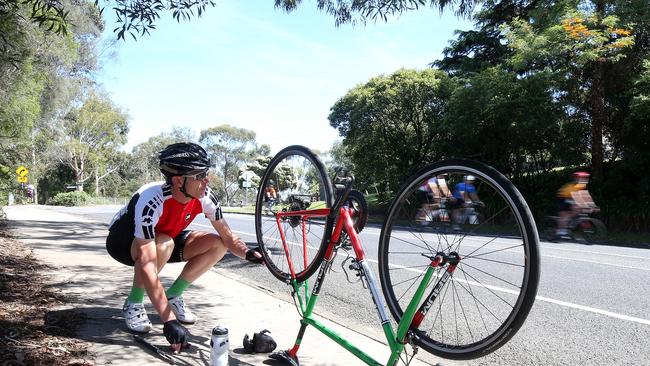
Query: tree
xmin=275 ymin=0 xmax=477 ymax=25
xmin=199 ymin=124 xmax=264 ymax=205
xmin=130 ymin=126 xmax=196 ymax=185
xmin=502 ymin=5 xmax=638 ymax=183
xmin=442 ymin=67 xmax=581 ymax=177
xmin=1 ymin=0 xmax=105 ymax=203
xmin=3 ymin=0 xmax=480 ymax=40
xmin=53 ymin=91 xmax=128 ymax=190
xmin=329 ymin=68 xmax=457 ymax=193
xmin=239 ymin=155 xmax=271 ymax=190
xmin=434 ymin=0 xmax=537 ymax=75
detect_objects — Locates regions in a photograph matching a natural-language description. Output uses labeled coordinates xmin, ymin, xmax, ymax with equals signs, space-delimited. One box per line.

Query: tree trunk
xmin=30 ymin=131 xmax=38 ymax=204
xmin=589 ymin=62 xmax=606 ymax=184
xmin=223 ymin=158 xmax=230 ymax=205
xmin=588 ymin=1 xmax=607 ymax=184
xmin=95 ymin=168 xmax=99 ymax=195
xmin=77 ymin=159 xmax=85 ymax=191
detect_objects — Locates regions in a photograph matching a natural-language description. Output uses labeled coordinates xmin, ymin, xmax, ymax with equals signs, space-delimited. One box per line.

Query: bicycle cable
xmin=288 ymin=280 xmax=305 ymax=317
xmin=399 ymin=331 xmax=420 ymax=366
xmin=338 ymin=245 xmax=363 ymax=285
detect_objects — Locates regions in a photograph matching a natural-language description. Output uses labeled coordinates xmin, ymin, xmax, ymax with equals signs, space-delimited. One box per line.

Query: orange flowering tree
xmin=503 ymin=7 xmax=637 ymax=183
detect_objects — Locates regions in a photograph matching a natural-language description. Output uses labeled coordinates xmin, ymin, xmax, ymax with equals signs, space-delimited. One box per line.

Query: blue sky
xmin=97 ymin=2 xmax=473 ymax=154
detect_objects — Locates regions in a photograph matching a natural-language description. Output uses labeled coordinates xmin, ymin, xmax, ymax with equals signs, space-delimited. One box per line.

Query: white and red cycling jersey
xmin=109 ymin=182 xmax=223 ymax=239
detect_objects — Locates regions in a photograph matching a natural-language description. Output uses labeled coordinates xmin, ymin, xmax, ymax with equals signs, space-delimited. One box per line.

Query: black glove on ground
xmin=243 ymin=329 xmax=277 ymax=353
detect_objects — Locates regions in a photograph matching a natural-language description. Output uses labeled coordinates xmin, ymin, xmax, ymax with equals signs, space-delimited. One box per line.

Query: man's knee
xmin=154 ymin=234 xmax=175 ymax=268
xmin=208 ymin=235 xmax=227 ymax=257
xmin=183 ymin=232 xmax=227 ymax=263
xmin=199 ymin=234 xmax=227 ymax=263
xmin=156 ymin=235 xmax=174 ymax=253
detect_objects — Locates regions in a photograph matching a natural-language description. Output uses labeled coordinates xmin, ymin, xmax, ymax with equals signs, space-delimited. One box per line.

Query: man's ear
xmin=171 ymin=175 xmax=183 ymax=187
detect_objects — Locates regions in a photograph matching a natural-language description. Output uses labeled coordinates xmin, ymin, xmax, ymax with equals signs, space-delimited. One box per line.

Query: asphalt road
xmin=49 ymin=205 xmax=650 ymax=366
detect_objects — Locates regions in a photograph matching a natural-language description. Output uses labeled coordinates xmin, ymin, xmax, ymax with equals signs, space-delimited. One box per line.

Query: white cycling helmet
xmin=465 ymin=175 xmax=475 ymax=181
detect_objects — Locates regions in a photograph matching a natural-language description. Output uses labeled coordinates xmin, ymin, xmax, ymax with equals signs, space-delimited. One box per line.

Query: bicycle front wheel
xmin=378 ymin=159 xmax=540 ymax=360
xmin=255 ymin=145 xmax=334 ymax=283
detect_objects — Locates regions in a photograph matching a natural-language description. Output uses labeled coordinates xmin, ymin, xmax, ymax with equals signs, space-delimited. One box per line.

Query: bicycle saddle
xmin=269 ymin=350 xmax=300 ymax=366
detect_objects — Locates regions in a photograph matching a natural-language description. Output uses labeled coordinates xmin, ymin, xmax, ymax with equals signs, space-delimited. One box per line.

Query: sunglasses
xmin=186 ymin=171 xmax=209 ymax=180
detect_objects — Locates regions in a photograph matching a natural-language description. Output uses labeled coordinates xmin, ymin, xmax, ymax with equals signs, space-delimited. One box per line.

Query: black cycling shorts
xmin=555 ymin=197 xmax=572 ymax=213
xmin=106 ymin=229 xmax=192 ymax=266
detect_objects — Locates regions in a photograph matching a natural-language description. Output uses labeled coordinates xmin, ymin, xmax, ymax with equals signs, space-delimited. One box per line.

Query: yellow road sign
xmin=16 ymin=166 xmax=28 ymax=177
xmin=17 ymin=176 xmax=28 ymax=183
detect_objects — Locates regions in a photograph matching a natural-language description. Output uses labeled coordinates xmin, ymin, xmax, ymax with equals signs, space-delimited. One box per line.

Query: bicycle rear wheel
xmin=378 ymin=159 xmax=540 ymax=360
xmin=255 ymin=145 xmax=334 ymax=283
xmin=345 ymin=190 xmax=368 ymax=233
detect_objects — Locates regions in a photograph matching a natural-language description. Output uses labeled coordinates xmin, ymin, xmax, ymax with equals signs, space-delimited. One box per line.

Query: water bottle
xmin=210 ymin=325 xmax=229 ymax=366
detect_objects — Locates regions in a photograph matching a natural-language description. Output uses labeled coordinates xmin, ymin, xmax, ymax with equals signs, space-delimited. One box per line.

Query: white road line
xmin=194 ymin=222 xmax=650 ymax=326
xmin=384 ymin=260 xmax=650 ymax=326
xmin=542 ymin=253 xmax=650 ymax=271
xmin=407 ymin=234 xmax=650 ymax=271
xmin=539 ymin=245 xmax=650 ymax=260
xmin=535 ymin=296 xmax=650 ymax=325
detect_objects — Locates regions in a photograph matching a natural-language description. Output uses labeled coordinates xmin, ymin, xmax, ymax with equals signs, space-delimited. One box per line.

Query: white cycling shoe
xmin=168 ymin=296 xmax=197 ymax=324
xmin=122 ymin=300 xmax=152 ymax=333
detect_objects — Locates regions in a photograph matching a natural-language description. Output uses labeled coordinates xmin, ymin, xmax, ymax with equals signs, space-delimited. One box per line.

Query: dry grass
xmin=0 ymin=217 xmax=94 ymax=366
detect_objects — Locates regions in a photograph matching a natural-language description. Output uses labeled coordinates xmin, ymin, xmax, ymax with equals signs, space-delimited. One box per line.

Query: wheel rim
xmin=380 ymin=164 xmax=537 ymax=357
xmin=256 ymin=148 xmax=332 ymax=281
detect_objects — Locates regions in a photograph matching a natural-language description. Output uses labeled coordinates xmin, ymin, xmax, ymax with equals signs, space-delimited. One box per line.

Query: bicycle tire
xmin=378 ymin=159 xmax=540 ymax=360
xmin=255 ymin=145 xmax=334 ymax=283
xmin=345 ymin=190 xmax=368 ymax=233
xmin=578 ymin=218 xmax=607 ymax=244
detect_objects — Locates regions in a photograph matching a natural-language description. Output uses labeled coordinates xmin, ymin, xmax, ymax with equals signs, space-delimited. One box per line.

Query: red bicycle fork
xmin=410 ymin=252 xmax=461 ymax=330
xmin=276 ymin=206 xmax=376 ymax=358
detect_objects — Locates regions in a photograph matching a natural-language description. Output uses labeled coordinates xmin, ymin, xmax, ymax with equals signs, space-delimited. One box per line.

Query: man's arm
xmin=571 ymin=190 xmax=597 ymax=209
xmin=131 ymin=238 xmax=176 ymax=322
xmin=210 ymin=219 xmax=249 ymax=259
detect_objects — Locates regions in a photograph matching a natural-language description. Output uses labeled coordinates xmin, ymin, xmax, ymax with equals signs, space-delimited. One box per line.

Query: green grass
xmin=605 ymin=231 xmax=650 ymax=246
xmin=87 ymin=196 xmax=130 ymax=205
xmin=222 ymin=205 xmax=255 ymax=214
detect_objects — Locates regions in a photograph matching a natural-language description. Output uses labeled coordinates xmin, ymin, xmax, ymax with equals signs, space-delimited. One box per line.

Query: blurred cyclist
xmin=555 ymin=171 xmax=599 ymax=238
xmin=450 ymin=175 xmax=483 ymax=230
xmin=264 ymin=179 xmax=279 ymax=210
xmin=417 ymin=174 xmax=452 ymax=224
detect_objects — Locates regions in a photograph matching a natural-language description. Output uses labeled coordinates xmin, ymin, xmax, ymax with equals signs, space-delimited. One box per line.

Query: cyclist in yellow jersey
xmin=555 ymin=171 xmax=599 ymax=238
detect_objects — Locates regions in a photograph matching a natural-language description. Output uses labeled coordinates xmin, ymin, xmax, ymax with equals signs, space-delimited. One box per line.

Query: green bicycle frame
xmin=275 ymin=205 xmax=458 ymax=366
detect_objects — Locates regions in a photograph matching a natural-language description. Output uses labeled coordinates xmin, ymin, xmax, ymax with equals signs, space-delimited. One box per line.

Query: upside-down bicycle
xmin=254 ymin=145 xmax=540 ymax=365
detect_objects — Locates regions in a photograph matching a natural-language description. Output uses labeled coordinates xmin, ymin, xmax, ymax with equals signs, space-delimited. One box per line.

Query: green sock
xmin=127 ymin=281 xmax=145 ymax=303
xmin=166 ymin=278 xmax=191 ymax=298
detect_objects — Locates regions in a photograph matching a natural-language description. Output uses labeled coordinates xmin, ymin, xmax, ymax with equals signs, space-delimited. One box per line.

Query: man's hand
xmin=163 ymin=319 xmax=188 ymax=353
xmin=246 ymin=247 xmax=264 ymax=264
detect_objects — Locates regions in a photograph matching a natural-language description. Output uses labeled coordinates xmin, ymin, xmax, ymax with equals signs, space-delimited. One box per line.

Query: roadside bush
xmin=51 ymin=191 xmax=91 ymax=206
xmin=513 ymin=161 xmax=650 ymax=234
